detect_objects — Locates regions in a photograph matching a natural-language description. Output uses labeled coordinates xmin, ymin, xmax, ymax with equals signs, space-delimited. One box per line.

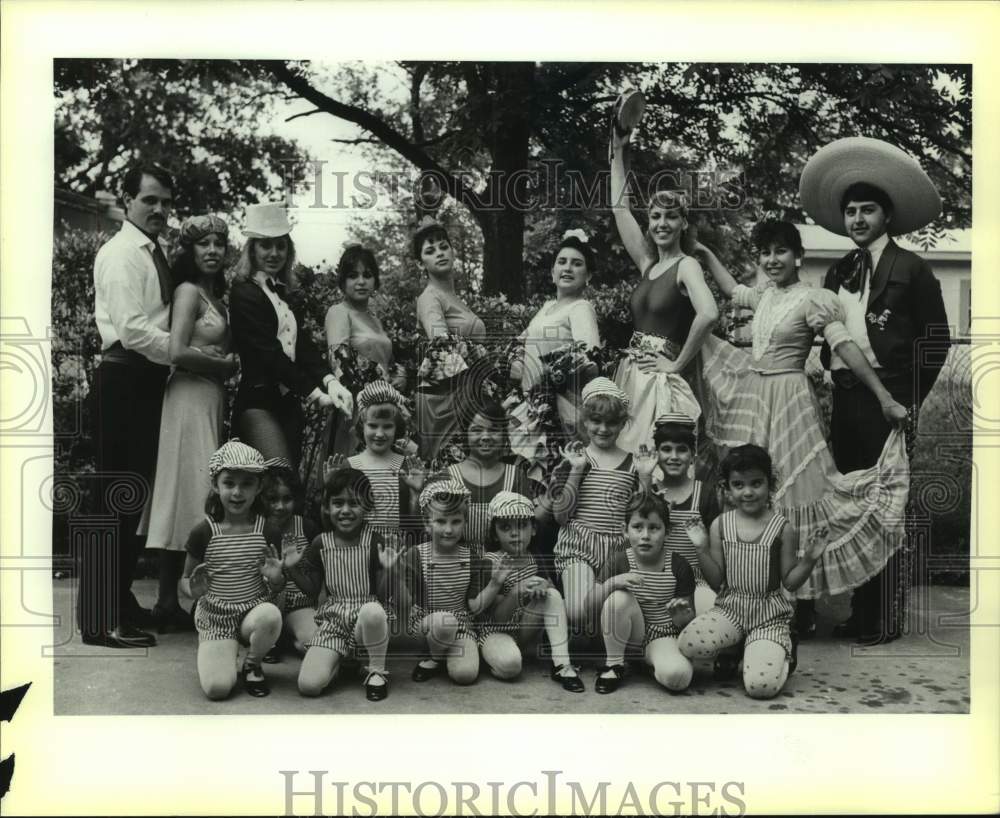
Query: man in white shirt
xmin=81 ymin=164 xmax=175 ymax=649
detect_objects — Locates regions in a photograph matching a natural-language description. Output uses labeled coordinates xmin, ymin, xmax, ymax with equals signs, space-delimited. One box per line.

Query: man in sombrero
xmin=799 ymin=136 xmax=951 ymax=645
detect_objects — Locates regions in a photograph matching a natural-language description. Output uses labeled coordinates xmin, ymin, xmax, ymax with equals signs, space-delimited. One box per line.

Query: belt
xmin=100 ymin=341 xmax=168 ymax=372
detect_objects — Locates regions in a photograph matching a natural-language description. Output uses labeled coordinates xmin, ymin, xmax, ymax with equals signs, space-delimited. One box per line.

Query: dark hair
xmin=170 ymin=241 xmax=228 ymax=300
xmin=487 ymin=513 xmax=535 ymax=552
xmin=554 ymin=235 xmax=595 ymax=276
xmin=336 ymin=245 xmax=380 ymax=291
xmin=626 ymin=491 xmax=671 ymax=528
xmin=204 ymin=470 xmax=268 ymax=522
xmin=653 ymin=422 xmax=696 ymax=450
xmin=719 ymin=444 xmax=777 ymax=489
xmin=459 ymin=398 xmax=510 ymax=453
xmin=264 ymin=463 xmax=303 ymax=510
xmin=839 ymin=182 xmax=894 ymax=217
xmin=412 ymin=222 xmax=451 ymax=261
xmin=122 ymin=163 xmax=174 ymax=199
xmin=322 ymin=467 xmax=375 ymax=512
xmin=355 ymin=402 xmax=407 ymax=445
xmin=751 ymin=220 xmax=803 ymax=257
xmin=581 ymin=393 xmax=630 ymax=426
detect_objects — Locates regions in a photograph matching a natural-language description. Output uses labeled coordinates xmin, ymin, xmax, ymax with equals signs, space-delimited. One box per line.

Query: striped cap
xmin=263 ymin=456 xmax=294 ymax=472
xmin=488 ymin=491 xmax=534 ymax=520
xmin=208 ymin=439 xmax=266 ymax=479
xmin=654 ymin=413 xmax=696 ymax=428
xmin=357 ymin=380 xmax=406 ymax=413
xmin=580 ymin=376 xmax=629 ymax=409
xmin=418 ymin=478 xmax=471 ymax=511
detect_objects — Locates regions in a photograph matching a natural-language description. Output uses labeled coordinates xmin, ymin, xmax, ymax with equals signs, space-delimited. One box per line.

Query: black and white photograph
xmin=1 ymin=2 xmax=997 ymax=816
xmin=47 ymin=57 xmax=972 ymax=715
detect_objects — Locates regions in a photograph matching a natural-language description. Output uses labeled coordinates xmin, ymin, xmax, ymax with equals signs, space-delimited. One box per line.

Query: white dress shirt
xmin=831 ymin=232 xmax=890 ymax=371
xmin=250 ymin=270 xmax=298 ymax=361
xmin=94 ymin=220 xmax=171 ymax=365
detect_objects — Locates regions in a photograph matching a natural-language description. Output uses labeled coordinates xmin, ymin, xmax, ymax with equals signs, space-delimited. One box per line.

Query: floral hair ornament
xmin=356 ymin=380 xmax=410 ymax=420
xmin=208 ymin=439 xmax=266 ymax=480
xmin=416 ymin=214 xmax=443 ymax=231
xmin=488 ymin=491 xmax=534 ymax=521
xmin=580 ymin=377 xmax=630 ymax=409
xmin=180 ymin=214 xmax=228 ymax=245
xmin=419 ymin=478 xmax=472 ymax=511
xmin=561 ymin=228 xmax=589 ymax=244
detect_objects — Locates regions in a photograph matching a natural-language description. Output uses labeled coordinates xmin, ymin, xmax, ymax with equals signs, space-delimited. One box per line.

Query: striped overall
xmin=447 ymin=463 xmax=520 ymax=556
xmin=713 ymin=512 xmax=793 ymax=655
xmin=309 ymin=529 xmax=384 ymax=657
xmin=278 ymin=515 xmax=313 ymax=613
xmin=476 ymin=552 xmax=542 ymax=643
xmin=625 ymin=548 xmax=684 ymax=645
xmin=194 ymin=516 xmax=273 ymax=642
xmin=407 ymin=542 xmax=476 ymax=641
xmin=349 ymin=452 xmax=405 ymax=540
xmin=554 ymin=454 xmax=637 ymax=572
xmin=659 ymin=480 xmax=708 ymax=585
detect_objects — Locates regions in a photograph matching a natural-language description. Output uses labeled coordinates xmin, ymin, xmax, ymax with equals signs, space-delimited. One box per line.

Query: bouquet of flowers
xmin=416 ymin=333 xmax=475 ymax=387
xmin=538 ymin=341 xmax=619 ymax=393
xmin=329 ymin=342 xmax=389 ymax=397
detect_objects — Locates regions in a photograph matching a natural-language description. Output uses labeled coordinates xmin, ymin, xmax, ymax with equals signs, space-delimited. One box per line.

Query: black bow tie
xmin=265 ymin=277 xmax=287 ymax=298
xmin=840 ymin=248 xmax=872 ymax=295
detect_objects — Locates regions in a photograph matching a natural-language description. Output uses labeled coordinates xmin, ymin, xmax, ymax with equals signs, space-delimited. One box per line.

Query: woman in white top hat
xmin=229 ymin=203 xmax=353 ymax=467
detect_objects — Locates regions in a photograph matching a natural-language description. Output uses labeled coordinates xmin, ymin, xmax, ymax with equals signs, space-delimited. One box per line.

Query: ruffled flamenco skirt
xmin=698 ymin=334 xmax=909 ymax=599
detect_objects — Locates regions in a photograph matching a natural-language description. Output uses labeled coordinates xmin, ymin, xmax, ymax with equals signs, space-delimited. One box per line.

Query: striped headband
xmin=488 ymin=491 xmax=534 ymax=520
xmin=357 ymin=380 xmax=406 ymax=414
xmin=419 ymin=478 xmax=472 ymax=511
xmin=580 ymin=376 xmax=629 ymax=408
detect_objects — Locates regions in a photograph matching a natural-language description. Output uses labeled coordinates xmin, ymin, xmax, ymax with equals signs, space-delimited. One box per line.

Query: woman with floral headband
xmin=608 ymin=107 xmax=719 ymax=455
xmin=140 ymin=214 xmax=238 ymax=632
xmin=413 ymin=216 xmax=487 ymax=462
xmin=509 ymin=229 xmax=603 ymax=476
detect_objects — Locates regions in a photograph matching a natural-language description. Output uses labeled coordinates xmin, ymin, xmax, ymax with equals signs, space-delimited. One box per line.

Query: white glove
xmin=326 ymin=379 xmax=354 ymax=416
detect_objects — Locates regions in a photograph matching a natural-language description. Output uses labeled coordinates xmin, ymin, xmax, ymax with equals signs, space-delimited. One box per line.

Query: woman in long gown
xmin=509 ymin=229 xmax=602 ymax=471
xmin=413 ymin=217 xmax=486 ymax=462
xmin=693 ymin=221 xmax=910 ymax=611
xmin=141 ymin=215 xmax=238 ymax=630
xmin=321 ymin=244 xmax=406 ymax=458
xmin=608 ymin=124 xmax=720 ymax=455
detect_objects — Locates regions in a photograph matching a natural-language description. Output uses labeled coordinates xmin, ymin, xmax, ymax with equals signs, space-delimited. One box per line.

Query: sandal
xmin=363 ymin=668 xmax=390 ymax=702
xmin=551 ymin=664 xmax=584 ymax=693
xmin=411 ymin=657 xmax=443 ymax=683
xmin=242 ymin=661 xmax=270 ymax=698
xmin=595 ymin=663 xmax=627 ymax=694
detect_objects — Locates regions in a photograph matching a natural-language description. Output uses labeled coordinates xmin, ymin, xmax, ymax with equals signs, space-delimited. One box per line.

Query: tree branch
xmin=285 ymin=108 xmax=323 ymax=123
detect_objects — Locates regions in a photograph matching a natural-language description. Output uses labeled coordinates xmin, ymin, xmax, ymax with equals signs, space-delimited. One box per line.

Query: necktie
xmin=840 ymin=248 xmax=872 ymax=296
xmin=265 ymin=277 xmax=287 ymax=299
xmin=149 ymin=242 xmax=173 ymax=306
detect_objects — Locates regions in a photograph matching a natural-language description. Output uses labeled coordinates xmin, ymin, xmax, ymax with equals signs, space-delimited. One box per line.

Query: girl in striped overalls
xmin=547 ymin=378 xmax=638 ymax=631
xmin=589 ymin=492 xmax=697 ymax=694
xmin=445 ymin=400 xmax=542 ymax=557
xmin=181 ymin=440 xmax=286 ymax=699
xmin=329 ymin=381 xmax=424 ymax=548
xmin=635 ymin=413 xmax=720 ymax=614
xmin=283 ymin=468 xmax=397 ymax=701
xmin=391 ymin=480 xmax=506 ymax=685
xmin=678 ymin=444 xmax=828 ymax=699
xmin=262 ymin=458 xmax=320 ymax=659
xmin=476 ymin=492 xmax=583 ymax=692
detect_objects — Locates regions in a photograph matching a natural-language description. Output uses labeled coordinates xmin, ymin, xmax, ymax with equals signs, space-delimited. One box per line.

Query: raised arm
xmin=691 ymin=240 xmax=739 ymax=299
xmin=609 ymin=131 xmax=655 ymax=273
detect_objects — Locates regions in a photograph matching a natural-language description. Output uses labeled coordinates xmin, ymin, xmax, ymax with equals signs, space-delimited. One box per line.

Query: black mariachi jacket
xmin=229 ymin=277 xmax=329 ymax=399
xmin=819 ymin=240 xmax=950 ymax=405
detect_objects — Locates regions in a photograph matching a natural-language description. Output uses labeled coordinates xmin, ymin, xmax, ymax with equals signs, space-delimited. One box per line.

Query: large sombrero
xmin=799 ymin=137 xmax=941 ymax=236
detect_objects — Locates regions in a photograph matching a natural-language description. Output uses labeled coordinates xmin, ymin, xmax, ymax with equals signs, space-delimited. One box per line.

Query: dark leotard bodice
xmin=630 ymin=258 xmax=695 ymax=343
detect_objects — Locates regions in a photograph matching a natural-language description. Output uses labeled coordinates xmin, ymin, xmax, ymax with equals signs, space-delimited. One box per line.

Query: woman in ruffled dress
xmin=608 ymin=121 xmax=720 ymax=455
xmin=692 ymin=221 xmax=910 ymax=624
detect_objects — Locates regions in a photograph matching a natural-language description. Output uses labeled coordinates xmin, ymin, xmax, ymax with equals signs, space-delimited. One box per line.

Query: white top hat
xmin=244 ymin=203 xmax=292 ymax=239
xmin=799 ymin=137 xmax=941 ymax=236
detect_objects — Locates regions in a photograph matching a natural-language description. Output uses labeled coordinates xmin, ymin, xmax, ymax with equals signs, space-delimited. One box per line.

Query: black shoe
xmin=152 ymin=605 xmax=195 ymax=634
xmin=81 ymin=629 xmax=152 ymax=649
xmin=551 ymin=664 xmax=585 ymax=693
xmin=242 ymin=661 xmax=270 ymax=697
xmin=412 ymin=658 xmax=443 ymax=682
xmin=125 ymin=595 xmax=156 ymax=629
xmin=363 ymin=669 xmax=390 ymax=701
xmin=595 ymin=664 xmax=627 ymax=694
xmin=115 ymin=624 xmax=156 ymax=647
xmin=713 ymin=651 xmax=741 ymax=681
xmin=262 ymin=645 xmax=282 ymax=664
xmin=794 ymin=606 xmax=817 ymax=641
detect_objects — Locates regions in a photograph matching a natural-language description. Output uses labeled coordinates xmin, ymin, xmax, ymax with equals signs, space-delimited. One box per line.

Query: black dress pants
xmin=77 ymin=360 xmax=167 ymax=637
